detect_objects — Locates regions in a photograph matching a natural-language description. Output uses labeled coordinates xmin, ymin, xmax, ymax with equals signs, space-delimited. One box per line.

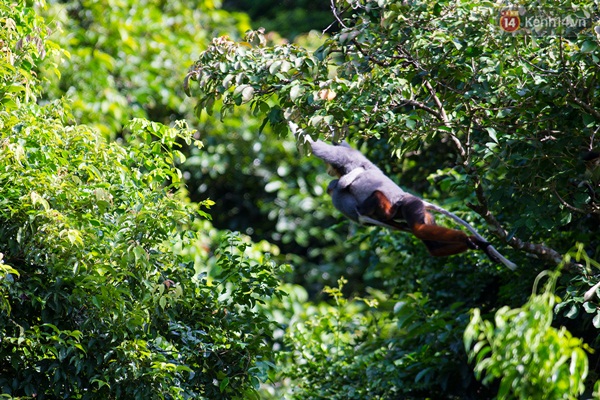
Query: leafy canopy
xmin=187 ymin=0 xmax=600 ymax=265
xmin=186 ymin=0 xmax=600 ymax=398
xmin=1 ymin=2 xmax=284 ymax=399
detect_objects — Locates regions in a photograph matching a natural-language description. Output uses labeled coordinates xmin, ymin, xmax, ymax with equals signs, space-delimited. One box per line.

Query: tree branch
xmin=324 ymin=0 xmax=348 ymax=32
xmin=422 ymin=79 xmax=468 ymax=161
xmin=391 ymin=99 xmax=442 ymax=120
xmin=553 ymin=187 xmax=588 ymax=214
xmin=468 ymin=188 xmax=581 ymax=271
xmin=421 ymin=78 xmax=574 ymax=269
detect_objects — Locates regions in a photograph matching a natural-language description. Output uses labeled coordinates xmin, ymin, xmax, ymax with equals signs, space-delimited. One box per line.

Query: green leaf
xmin=593 ymin=312 xmax=600 ymax=329
xmin=581 ymin=40 xmax=598 ymax=53
xmin=583 ymin=302 xmax=596 ymax=314
xmin=269 ymin=60 xmax=282 ymax=74
xmin=30 ymin=191 xmax=50 ymax=211
xmin=219 ymin=377 xmax=230 ymax=392
xmin=133 ymin=246 xmax=147 ymax=263
xmin=290 ymin=85 xmax=304 ymax=102
xmin=485 ymin=127 xmax=498 ymax=143
xmin=565 ymin=304 xmax=579 ymax=319
xmin=241 ymin=85 xmax=255 ymax=103
xmin=414 ymin=367 xmax=432 ymax=383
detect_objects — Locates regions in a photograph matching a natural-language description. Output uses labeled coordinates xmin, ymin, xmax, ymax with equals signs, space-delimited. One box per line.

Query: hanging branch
xmin=418 ymin=77 xmax=573 ymax=269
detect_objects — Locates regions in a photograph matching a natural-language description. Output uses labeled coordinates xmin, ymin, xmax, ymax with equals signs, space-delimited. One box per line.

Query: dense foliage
xmin=223 ymin=0 xmax=333 ymax=40
xmin=2 ymin=0 xmax=600 ymax=399
xmin=188 ymin=0 xmax=600 ymax=397
xmin=1 ymin=2 xmax=282 ymax=398
xmin=42 ymin=0 xmax=251 ymax=136
xmin=187 ymin=0 xmax=599 ymax=265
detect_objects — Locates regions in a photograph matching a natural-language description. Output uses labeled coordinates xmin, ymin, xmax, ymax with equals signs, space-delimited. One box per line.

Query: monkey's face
xmin=326 ymin=163 xmax=342 ymax=177
xmin=326 ymin=179 xmax=338 ymax=196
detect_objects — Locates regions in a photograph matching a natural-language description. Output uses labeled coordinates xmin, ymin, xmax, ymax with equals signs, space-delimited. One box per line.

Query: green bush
xmin=278 ymin=279 xmax=482 ymax=399
xmin=0 ymin=107 xmax=284 ymax=398
xmin=1 ymin=3 xmax=283 ymax=398
xmin=465 ymin=271 xmax=590 ymax=399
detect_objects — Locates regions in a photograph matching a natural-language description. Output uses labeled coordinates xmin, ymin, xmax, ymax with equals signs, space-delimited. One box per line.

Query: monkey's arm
xmin=310 ymin=140 xmax=375 ymax=175
xmin=337 ymin=167 xmax=365 ymax=189
xmin=357 ymin=213 xmax=411 ymax=232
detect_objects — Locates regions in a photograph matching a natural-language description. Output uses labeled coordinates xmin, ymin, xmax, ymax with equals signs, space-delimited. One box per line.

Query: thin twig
xmin=553 ymin=188 xmax=588 ymax=214
xmin=324 ymin=0 xmax=348 ymax=33
xmin=391 ymin=99 xmax=442 ymax=120
xmin=423 ymin=80 xmax=468 ymax=161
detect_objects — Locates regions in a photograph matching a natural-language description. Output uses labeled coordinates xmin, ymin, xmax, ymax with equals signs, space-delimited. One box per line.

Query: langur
xmin=327 ymin=179 xmax=410 ymax=231
xmin=312 ymin=140 xmax=516 ymax=268
xmin=327 ymin=178 xmax=483 ymax=257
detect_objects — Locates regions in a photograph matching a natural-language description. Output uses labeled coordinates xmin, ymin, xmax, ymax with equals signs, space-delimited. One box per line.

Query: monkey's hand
xmin=338 ymin=167 xmax=365 ymax=189
xmin=467 ymin=236 xmax=496 ymax=259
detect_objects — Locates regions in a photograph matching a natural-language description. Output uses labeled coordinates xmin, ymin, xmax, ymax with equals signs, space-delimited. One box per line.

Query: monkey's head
xmin=310 ymin=140 xmax=373 ymax=175
xmin=326 ymin=163 xmax=341 ymax=177
xmin=326 ymin=179 xmax=339 ymax=195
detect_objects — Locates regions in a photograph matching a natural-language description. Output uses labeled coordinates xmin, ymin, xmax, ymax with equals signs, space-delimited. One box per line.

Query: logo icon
xmin=499 ymin=9 xmax=521 ymax=32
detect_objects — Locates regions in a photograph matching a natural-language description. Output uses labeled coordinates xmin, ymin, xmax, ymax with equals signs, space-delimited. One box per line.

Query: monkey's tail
xmin=423 ymin=201 xmax=517 ymax=270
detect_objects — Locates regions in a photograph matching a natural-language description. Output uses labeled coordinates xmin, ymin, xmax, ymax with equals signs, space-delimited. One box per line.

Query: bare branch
xmin=391 ymin=99 xmax=442 ymax=120
xmin=324 ymin=0 xmax=348 ymax=33
xmin=553 ymin=188 xmax=588 ymax=214
xmin=468 ymin=186 xmax=584 ymax=270
xmin=422 ymin=79 xmax=468 ymax=161
xmin=571 ymin=94 xmax=600 ymax=120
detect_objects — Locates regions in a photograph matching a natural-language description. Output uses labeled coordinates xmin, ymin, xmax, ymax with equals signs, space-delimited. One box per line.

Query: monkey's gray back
xmin=349 ymin=169 xmax=408 ymax=206
xmin=311 ymin=140 xmax=408 ymax=205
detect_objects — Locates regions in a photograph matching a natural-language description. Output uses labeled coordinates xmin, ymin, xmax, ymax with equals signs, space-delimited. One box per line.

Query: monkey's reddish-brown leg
xmin=412 ymin=223 xmax=474 ymax=256
xmin=360 ymin=190 xmax=488 ymax=257
xmin=412 ymin=223 xmax=471 ymax=243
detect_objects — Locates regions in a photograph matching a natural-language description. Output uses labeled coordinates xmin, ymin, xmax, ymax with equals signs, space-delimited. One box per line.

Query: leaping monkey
xmin=311 ymin=140 xmax=516 ymax=269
